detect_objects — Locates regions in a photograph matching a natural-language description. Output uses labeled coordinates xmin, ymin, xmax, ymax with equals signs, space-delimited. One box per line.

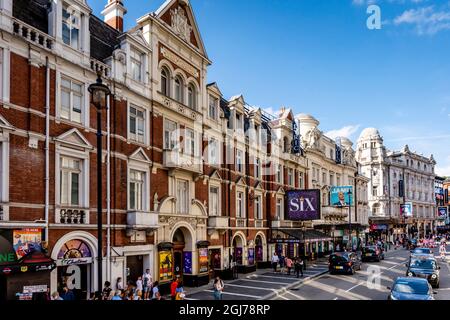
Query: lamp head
xmin=88 ymin=72 xmax=111 ymax=110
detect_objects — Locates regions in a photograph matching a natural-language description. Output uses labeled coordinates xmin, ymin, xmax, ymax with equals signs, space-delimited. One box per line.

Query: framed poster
xmin=13 ymin=229 xmax=42 ymax=259
xmin=400 ymin=203 xmax=413 ymax=217
xmin=248 ymin=248 xmax=255 ymax=266
xmin=198 ymin=248 xmax=208 ymax=274
xmin=235 ymin=247 xmax=243 ymax=265
xmin=209 ymin=249 xmax=221 ymax=270
xmin=159 ymin=251 xmax=173 ymax=282
xmin=330 ymin=186 xmax=354 ymax=207
xmin=256 ymin=246 xmax=263 ymax=262
xmin=183 ymin=252 xmax=192 ymax=274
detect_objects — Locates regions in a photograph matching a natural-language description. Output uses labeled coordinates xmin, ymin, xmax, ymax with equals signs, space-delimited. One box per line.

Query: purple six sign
xmin=286 ymin=190 xmax=321 ymax=221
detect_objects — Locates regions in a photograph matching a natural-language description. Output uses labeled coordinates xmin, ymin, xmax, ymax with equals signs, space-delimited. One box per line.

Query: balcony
xmin=236 ymin=218 xmax=247 ymax=228
xmin=57 ymin=208 xmax=89 ymax=225
xmin=255 ymin=220 xmax=264 ymax=228
xmin=156 ymin=92 xmax=202 ymax=121
xmin=127 ymin=211 xmax=159 ymax=230
xmin=163 ymin=150 xmax=203 ymax=174
xmin=208 ymin=216 xmax=229 ymax=233
xmin=13 ymin=19 xmax=54 ymax=50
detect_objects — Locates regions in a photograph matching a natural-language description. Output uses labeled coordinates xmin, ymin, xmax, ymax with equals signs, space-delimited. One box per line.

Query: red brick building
xmin=0 ymin=0 xmax=315 ymax=300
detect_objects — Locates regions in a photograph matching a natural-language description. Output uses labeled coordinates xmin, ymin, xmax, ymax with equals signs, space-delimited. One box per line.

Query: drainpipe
xmin=44 ymin=57 xmax=50 ymax=242
xmin=106 ymin=94 xmax=111 ymax=282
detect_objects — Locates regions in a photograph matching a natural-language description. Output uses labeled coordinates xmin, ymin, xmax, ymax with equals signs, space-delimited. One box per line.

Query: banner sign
xmin=438 ymin=207 xmax=448 ymax=218
xmin=159 ymin=251 xmax=173 ymax=283
xmin=198 ymin=248 xmax=208 ymax=274
xmin=183 ymin=252 xmax=192 ymax=274
xmin=330 ymin=186 xmax=354 ymax=207
xmin=248 ymin=248 xmax=255 ymax=266
xmin=400 ymin=202 xmax=413 ymax=217
xmin=286 ymin=190 xmax=321 ymax=221
xmin=13 ymin=229 xmax=42 ymax=259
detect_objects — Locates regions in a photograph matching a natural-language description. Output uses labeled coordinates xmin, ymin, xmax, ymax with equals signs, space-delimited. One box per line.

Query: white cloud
xmin=436 ymin=156 xmax=450 ymax=176
xmin=325 ymin=125 xmax=361 ymax=140
xmin=394 ymin=5 xmax=450 ymax=35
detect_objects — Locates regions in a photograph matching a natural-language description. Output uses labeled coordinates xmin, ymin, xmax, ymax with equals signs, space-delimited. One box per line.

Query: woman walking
xmin=175 ymin=281 xmax=186 ymax=300
xmin=213 ymin=277 xmax=224 ymax=300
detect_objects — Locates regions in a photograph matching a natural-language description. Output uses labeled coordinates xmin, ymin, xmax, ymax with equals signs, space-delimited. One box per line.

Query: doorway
xmin=173 ymin=229 xmax=185 ymax=280
xmin=57 ymin=264 xmax=89 ymax=300
xmin=126 ymin=255 xmax=144 ymax=286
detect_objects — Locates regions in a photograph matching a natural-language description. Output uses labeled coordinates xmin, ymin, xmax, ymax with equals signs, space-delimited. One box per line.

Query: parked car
xmin=362 ymin=245 xmax=384 ymax=262
xmin=405 ymin=255 xmax=440 ymax=288
xmin=329 ymin=252 xmax=362 ymax=275
xmin=387 ymin=277 xmax=436 ymax=300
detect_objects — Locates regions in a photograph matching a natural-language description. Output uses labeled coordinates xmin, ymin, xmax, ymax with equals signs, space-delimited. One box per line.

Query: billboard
xmin=438 ymin=207 xmax=448 ymax=218
xmin=159 ymin=251 xmax=173 ymax=283
xmin=183 ymin=252 xmax=192 ymax=274
xmin=286 ymin=190 xmax=321 ymax=221
xmin=198 ymin=248 xmax=208 ymax=274
xmin=330 ymin=186 xmax=354 ymax=207
xmin=13 ymin=229 xmax=42 ymax=259
xmin=400 ymin=202 xmax=413 ymax=217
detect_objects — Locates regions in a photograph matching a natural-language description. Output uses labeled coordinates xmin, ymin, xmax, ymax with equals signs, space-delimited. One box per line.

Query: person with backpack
xmin=213 ymin=276 xmax=224 ymax=300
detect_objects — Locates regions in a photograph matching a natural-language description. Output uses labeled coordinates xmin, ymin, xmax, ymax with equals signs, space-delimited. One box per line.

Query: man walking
xmin=294 ymin=258 xmax=304 ymax=278
xmin=271 ymin=252 xmax=279 ymax=272
xmin=143 ymin=269 xmax=152 ymax=300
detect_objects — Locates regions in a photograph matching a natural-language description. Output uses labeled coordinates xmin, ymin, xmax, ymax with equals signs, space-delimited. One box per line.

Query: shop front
xmin=0 ymin=230 xmax=55 ymax=301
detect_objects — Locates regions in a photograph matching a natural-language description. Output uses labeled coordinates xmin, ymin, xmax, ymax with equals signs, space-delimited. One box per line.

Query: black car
xmin=329 ymin=252 xmax=362 ymax=275
xmin=405 ymin=255 xmax=440 ymax=288
xmin=362 ymin=245 xmax=385 ymax=262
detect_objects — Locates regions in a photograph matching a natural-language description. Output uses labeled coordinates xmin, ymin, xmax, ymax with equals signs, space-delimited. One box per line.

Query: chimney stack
xmin=101 ymin=0 xmax=127 ymax=32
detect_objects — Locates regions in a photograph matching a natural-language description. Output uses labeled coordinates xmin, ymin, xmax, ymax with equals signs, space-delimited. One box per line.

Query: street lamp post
xmin=348 ymin=190 xmax=352 ymax=251
xmin=88 ymin=73 xmax=111 ymax=294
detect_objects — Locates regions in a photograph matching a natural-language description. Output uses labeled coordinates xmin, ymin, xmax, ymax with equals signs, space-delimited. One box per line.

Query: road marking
xmin=256 ymin=274 xmax=313 ymax=281
xmin=333 ymin=297 xmax=338 ymax=300
xmin=225 ymin=283 xmax=274 ymax=291
xmin=243 ymin=278 xmax=289 ymax=285
xmin=203 ymin=290 xmax=261 ymax=299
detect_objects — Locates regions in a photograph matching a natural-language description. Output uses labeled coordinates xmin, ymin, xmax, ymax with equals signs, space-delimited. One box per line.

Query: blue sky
xmin=88 ymin=0 xmax=450 ymax=176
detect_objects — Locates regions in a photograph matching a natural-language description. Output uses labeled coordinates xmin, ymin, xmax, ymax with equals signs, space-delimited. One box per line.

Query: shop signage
xmin=159 ymin=251 xmax=173 ymax=283
xmin=23 ymin=285 xmax=48 ymax=293
xmin=198 ymin=248 xmax=208 ymax=274
xmin=0 ymin=253 xmax=15 ymax=263
xmin=21 ymin=266 xmax=28 ymax=272
xmin=400 ymin=202 xmax=413 ymax=217
xmin=370 ymin=224 xmax=388 ymax=231
xmin=35 ymin=264 xmax=54 ymax=272
xmin=0 ymin=234 xmax=18 ymax=265
xmin=183 ymin=252 xmax=192 ymax=274
xmin=60 ymin=257 xmax=93 ymax=266
xmin=2 ymin=267 xmax=11 ymax=274
xmin=330 ymin=186 xmax=354 ymax=207
xmin=286 ymin=190 xmax=321 ymax=221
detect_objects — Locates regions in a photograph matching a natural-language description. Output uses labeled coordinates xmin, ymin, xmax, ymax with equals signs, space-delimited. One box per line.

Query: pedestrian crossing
xmin=184 ymin=260 xmax=330 ymax=300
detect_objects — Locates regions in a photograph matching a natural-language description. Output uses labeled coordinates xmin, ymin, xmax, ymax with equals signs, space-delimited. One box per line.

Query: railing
xmin=58 ymin=208 xmax=88 ymax=224
xmin=12 ymin=19 xmax=54 ymax=50
xmin=90 ymin=59 xmax=111 ymax=78
xmin=236 ymin=218 xmax=246 ymax=228
xmin=254 ymin=220 xmax=263 ymax=228
xmin=156 ymin=92 xmax=200 ymax=121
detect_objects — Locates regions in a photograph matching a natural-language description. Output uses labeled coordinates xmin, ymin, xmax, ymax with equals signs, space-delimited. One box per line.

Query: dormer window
xmin=62 ymin=5 xmax=80 ymax=50
xmin=209 ymin=95 xmax=218 ymax=120
xmin=130 ymin=48 xmax=144 ymax=82
xmin=236 ymin=113 xmax=243 ymax=130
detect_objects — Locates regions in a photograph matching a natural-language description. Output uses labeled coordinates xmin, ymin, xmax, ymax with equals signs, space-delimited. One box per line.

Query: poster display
xmin=13 ymin=229 xmax=42 ymax=259
xmin=438 ymin=207 xmax=448 ymax=218
xmin=209 ymin=249 xmax=221 ymax=269
xmin=183 ymin=252 xmax=192 ymax=274
xmin=248 ymin=248 xmax=255 ymax=266
xmin=400 ymin=202 xmax=413 ymax=217
xmin=256 ymin=246 xmax=263 ymax=262
xmin=198 ymin=248 xmax=208 ymax=274
xmin=286 ymin=190 xmax=321 ymax=221
xmin=159 ymin=251 xmax=173 ymax=282
xmin=234 ymin=247 xmax=243 ymax=265
xmin=330 ymin=186 xmax=354 ymax=207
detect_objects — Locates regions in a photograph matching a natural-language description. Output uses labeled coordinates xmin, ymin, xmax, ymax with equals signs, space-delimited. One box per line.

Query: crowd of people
xmin=271 ymin=252 xmax=306 ymax=278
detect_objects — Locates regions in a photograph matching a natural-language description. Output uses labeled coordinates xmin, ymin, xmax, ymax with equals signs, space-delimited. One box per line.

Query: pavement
xmin=274 ymin=246 xmax=450 ymax=300
xmin=181 ymin=258 xmax=330 ymax=300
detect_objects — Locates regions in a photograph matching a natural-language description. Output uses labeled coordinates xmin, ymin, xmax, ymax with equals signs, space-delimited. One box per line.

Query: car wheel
xmin=349 ymin=267 xmax=354 ymax=275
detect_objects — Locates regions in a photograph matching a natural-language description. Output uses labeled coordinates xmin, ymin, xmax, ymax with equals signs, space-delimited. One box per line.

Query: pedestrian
xmin=271 ymin=252 xmax=279 ymax=272
xmin=171 ymin=276 xmax=180 ymax=300
xmin=116 ymin=277 xmax=124 ymax=293
xmin=175 ymin=281 xmax=186 ymax=300
xmin=152 ymin=281 xmax=159 ymax=300
xmin=142 ymin=269 xmax=153 ymax=300
xmin=51 ymin=291 xmax=63 ymax=301
xmin=60 ymin=286 xmax=75 ymax=301
xmin=136 ymin=276 xmax=143 ymax=293
xmin=102 ymin=281 xmax=112 ymax=300
xmin=111 ymin=291 xmax=122 ymax=301
xmin=279 ymin=255 xmax=285 ymax=273
xmin=294 ymin=258 xmax=303 ymax=278
xmin=285 ymin=257 xmax=293 ymax=275
xmin=440 ymin=244 xmax=447 ymax=261
xmin=134 ymin=290 xmax=143 ymax=300
xmin=213 ymin=276 xmax=224 ymax=300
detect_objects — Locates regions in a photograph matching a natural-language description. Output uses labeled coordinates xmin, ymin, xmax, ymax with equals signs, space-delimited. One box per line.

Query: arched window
xmin=187 ymin=83 xmax=196 ymax=110
xmin=175 ymin=76 xmax=184 ymax=103
xmin=161 ymin=67 xmax=170 ymax=97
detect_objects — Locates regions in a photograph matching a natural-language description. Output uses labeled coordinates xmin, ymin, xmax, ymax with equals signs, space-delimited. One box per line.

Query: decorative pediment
xmin=156 ymin=0 xmax=208 ymax=58
xmin=130 ymin=147 xmax=152 ymax=164
xmin=254 ymin=181 xmax=264 ymax=191
xmin=209 ymin=170 xmax=222 ymax=181
xmin=0 ymin=114 xmax=14 ymax=131
xmin=229 ymin=95 xmax=245 ymax=107
xmin=235 ymin=176 xmax=247 ymax=187
xmin=276 ymin=187 xmax=285 ymax=194
xmin=55 ymin=129 xmax=93 ymax=150
xmin=207 ymin=82 xmax=223 ymax=97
